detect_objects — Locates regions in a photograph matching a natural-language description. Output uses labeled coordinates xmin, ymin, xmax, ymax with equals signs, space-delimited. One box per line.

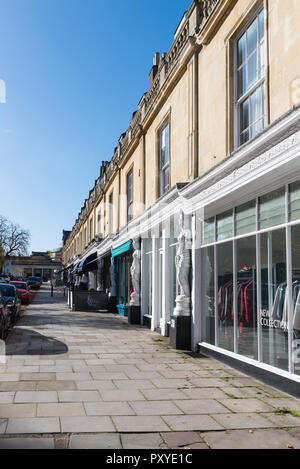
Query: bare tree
xmin=0 ymin=215 xmax=30 ymax=257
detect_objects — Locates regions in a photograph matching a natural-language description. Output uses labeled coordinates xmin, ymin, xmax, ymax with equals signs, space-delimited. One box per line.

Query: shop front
xmin=187 ymin=107 xmax=300 ymax=393
xmin=112 ymin=241 xmax=133 ymax=317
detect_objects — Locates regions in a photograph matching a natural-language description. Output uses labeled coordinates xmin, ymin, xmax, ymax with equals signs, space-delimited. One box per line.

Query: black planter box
xmin=128 ymin=305 xmax=141 ymax=325
xmin=169 ymin=315 xmax=191 ymax=351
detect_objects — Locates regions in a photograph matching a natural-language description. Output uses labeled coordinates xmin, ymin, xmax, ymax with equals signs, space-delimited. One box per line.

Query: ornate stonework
xmin=193 ymin=130 xmax=300 ymax=204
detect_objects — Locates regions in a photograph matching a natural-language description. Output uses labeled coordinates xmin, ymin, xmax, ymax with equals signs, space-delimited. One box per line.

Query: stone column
xmin=129 ymin=238 xmax=141 ymax=324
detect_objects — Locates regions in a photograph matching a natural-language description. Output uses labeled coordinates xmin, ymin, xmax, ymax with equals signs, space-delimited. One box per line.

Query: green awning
xmin=112 ymin=240 xmax=132 ymax=258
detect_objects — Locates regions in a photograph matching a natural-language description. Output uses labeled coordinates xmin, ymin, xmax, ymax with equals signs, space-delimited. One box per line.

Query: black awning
xmin=78 ymin=252 xmax=98 ymax=274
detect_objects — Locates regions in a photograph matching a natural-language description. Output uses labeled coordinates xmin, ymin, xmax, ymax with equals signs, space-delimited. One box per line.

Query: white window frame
xmin=159 ymin=122 xmax=170 ymax=197
xmin=234 ymin=6 xmax=266 ymax=149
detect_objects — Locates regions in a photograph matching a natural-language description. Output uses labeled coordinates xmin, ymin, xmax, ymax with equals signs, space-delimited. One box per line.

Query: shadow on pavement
xmin=5 ymin=330 xmax=68 ymax=356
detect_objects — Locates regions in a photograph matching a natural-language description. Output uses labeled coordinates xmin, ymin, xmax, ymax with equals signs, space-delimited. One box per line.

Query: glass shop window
xmin=260 ymin=229 xmax=288 ymax=371
xmin=259 ymin=188 xmax=285 ymax=230
xmin=203 ymin=218 xmax=215 ymax=245
xmin=236 ymin=200 xmax=256 ymax=236
xmin=291 ymin=224 xmax=300 ymax=376
xmin=201 ymin=246 xmax=215 ymax=345
xmin=217 ymin=211 xmax=233 ymax=241
xmin=236 ymin=236 xmax=257 ymax=360
xmin=144 ymin=238 xmax=153 ymax=317
xmin=217 ymin=241 xmax=234 ymax=352
xmin=290 ymin=181 xmax=300 ymax=222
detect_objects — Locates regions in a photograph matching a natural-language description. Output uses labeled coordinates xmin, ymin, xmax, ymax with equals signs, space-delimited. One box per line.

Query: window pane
xmin=201 ymin=246 xmax=215 ymax=345
xmin=259 ymin=10 xmax=265 ymax=41
xmin=203 ymin=218 xmax=215 ymax=244
xmin=259 ymin=42 xmax=265 ymax=79
xmin=217 ymin=211 xmax=233 ymax=241
xmin=160 ymin=147 xmax=166 ymax=169
xmin=238 ymin=33 xmax=246 ymax=67
xmin=240 ymin=128 xmax=250 ymax=145
xmin=240 ymin=98 xmax=250 ymax=133
xmin=290 ymin=181 xmax=300 ymax=222
xmin=291 ymin=224 xmax=300 ymax=376
xmin=248 ymin=51 xmax=258 ymax=88
xmin=217 ymin=241 xmax=234 ymax=352
xmin=236 ymin=200 xmax=256 ymax=236
xmin=237 ymin=66 xmax=247 ymax=98
xmin=259 ymin=188 xmax=286 ymax=230
xmin=260 ymin=229 xmax=288 ymax=371
xmin=250 ymin=118 xmax=264 ymax=140
xmin=247 ymin=18 xmax=258 ymax=55
xmin=236 ymin=236 xmax=257 ymax=360
xmin=250 ymin=86 xmax=261 ymax=124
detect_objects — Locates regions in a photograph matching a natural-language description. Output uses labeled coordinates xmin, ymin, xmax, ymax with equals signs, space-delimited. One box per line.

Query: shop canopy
xmin=112 ymin=240 xmax=132 ymax=258
xmin=71 ymin=262 xmax=80 ymax=274
xmin=77 ymin=251 xmax=98 ymax=274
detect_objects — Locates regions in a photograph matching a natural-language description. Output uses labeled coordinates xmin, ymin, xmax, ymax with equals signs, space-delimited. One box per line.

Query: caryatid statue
xmin=174 ymin=210 xmax=192 ymax=317
xmin=130 ymin=238 xmax=141 ymax=307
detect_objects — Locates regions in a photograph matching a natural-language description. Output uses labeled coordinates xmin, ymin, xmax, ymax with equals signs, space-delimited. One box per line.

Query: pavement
xmin=0 ymin=284 xmax=300 ymax=449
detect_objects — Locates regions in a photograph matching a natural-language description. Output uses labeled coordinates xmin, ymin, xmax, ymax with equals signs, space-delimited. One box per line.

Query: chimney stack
xmin=149 ymin=52 xmax=160 ymax=89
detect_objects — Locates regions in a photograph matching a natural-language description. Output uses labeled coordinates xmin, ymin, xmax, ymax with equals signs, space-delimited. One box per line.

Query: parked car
xmin=26 ymin=277 xmax=41 ymax=290
xmin=0 ymin=276 xmax=9 ymax=283
xmin=10 ymin=281 xmax=30 ymax=305
xmin=0 ymin=283 xmax=21 ymax=324
xmin=0 ymin=291 xmax=10 ymax=339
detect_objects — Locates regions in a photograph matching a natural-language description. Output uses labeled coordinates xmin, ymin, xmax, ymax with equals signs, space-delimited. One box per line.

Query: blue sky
xmin=0 ymin=0 xmax=191 ymax=252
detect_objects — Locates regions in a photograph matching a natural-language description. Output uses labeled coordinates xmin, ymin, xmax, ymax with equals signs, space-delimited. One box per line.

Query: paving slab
xmin=37 ymin=403 xmax=86 ymax=417
xmin=84 ymin=402 xmax=135 ymax=416
xmin=262 ymin=398 xmax=300 ymax=412
xmin=113 ymin=416 xmax=170 ymax=432
xmin=0 ymin=420 xmax=7 ymax=434
xmin=128 ymin=401 xmax=183 ymax=416
xmin=174 ymin=399 xmax=231 ymax=415
xmin=162 ymin=414 xmax=224 ymax=431
xmin=0 ymin=404 xmax=36 ymax=418
xmin=60 ymin=416 xmax=116 ymax=433
xmin=100 ymin=390 xmax=146 ymax=402
xmin=6 ymin=417 xmax=60 ymax=434
xmin=37 ymin=381 xmax=77 ymax=391
xmin=0 ymin=392 xmax=15 ymax=404
xmin=113 ymin=379 xmax=155 ymax=390
xmin=14 ymin=391 xmax=58 ymax=403
xmin=121 ymin=433 xmax=165 ymax=449
xmin=161 ymin=432 xmax=203 ymax=448
xmin=201 ymin=429 xmax=300 ymax=449
xmin=217 ymin=398 xmax=274 ymax=413
xmin=58 ymin=390 xmax=101 ymax=402
xmin=20 ymin=373 xmax=56 ymax=381
xmin=0 ymin=437 xmax=55 ymax=449
xmin=181 ymin=388 xmax=227 ymax=400
xmin=263 ymin=412 xmax=300 ymax=427
xmin=212 ymin=413 xmax=277 ymax=430
xmin=69 ymin=434 xmax=121 ymax=449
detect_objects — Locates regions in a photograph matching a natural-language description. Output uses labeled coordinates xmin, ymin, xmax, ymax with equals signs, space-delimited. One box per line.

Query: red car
xmin=10 ymin=281 xmax=30 ymax=305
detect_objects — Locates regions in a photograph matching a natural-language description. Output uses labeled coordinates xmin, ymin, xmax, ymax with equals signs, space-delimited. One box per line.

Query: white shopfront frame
xmin=198 ymin=184 xmax=300 ymax=377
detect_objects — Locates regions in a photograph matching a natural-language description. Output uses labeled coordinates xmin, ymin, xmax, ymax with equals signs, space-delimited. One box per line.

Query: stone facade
xmin=62 ymin=0 xmax=300 ymax=389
